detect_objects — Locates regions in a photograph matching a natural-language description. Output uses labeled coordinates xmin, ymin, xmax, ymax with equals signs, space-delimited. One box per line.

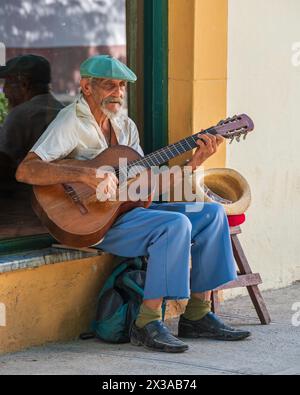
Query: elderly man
xmin=0 ymin=54 xmax=63 ymax=193
xmin=17 ymin=55 xmax=251 ymax=353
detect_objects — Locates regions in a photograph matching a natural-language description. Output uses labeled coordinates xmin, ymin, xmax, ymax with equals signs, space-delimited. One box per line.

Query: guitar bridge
xmin=63 ymin=184 xmax=88 ymax=215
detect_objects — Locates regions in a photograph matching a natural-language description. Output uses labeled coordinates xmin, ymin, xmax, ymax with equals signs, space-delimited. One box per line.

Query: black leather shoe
xmin=130 ymin=320 xmax=189 ymax=353
xmin=178 ymin=312 xmax=251 ymax=341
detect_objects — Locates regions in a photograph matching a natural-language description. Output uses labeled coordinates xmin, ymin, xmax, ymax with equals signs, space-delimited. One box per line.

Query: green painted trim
xmin=0 ymin=234 xmax=55 ymax=256
xmin=143 ymin=0 xmax=168 ymax=154
xmin=126 ymin=0 xmax=138 ymax=121
xmin=126 ymin=0 xmax=145 ymax=148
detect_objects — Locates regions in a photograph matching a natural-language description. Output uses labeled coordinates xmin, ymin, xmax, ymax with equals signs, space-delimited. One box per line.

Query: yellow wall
xmin=169 ymin=0 xmax=228 ymax=168
xmin=0 ymin=255 xmax=119 ymax=354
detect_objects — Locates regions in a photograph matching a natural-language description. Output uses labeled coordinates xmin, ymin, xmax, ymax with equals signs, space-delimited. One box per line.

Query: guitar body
xmin=32 ymin=146 xmax=153 ymax=247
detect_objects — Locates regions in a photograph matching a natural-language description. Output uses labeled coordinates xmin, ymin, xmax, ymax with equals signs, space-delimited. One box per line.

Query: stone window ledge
xmin=0 ymin=247 xmax=105 ymax=274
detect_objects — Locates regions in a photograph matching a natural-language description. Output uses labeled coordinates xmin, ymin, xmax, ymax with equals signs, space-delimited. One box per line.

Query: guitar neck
xmin=133 ymin=127 xmax=217 ymax=170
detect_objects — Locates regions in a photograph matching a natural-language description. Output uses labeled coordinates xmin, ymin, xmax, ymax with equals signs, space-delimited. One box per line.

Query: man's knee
xmin=206 ymin=202 xmax=226 ymax=219
xmin=167 ymin=212 xmax=192 ymax=234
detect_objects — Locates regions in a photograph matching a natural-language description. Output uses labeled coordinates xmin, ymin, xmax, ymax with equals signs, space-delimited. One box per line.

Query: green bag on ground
xmin=91 ymin=257 xmax=146 ymax=344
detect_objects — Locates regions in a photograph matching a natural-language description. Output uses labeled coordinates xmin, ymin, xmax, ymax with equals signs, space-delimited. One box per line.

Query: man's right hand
xmin=82 ymin=168 xmax=119 ymax=200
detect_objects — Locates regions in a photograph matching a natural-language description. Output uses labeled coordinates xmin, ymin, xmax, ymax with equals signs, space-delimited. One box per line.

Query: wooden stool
xmin=211 ymin=226 xmax=271 ymax=325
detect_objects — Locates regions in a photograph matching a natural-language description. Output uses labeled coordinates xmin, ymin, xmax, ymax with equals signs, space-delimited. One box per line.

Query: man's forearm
xmin=16 ymin=159 xmax=90 ymax=186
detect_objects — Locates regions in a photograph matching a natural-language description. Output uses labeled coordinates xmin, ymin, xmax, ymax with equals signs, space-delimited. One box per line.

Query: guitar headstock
xmin=214 ymin=114 xmax=254 ymax=143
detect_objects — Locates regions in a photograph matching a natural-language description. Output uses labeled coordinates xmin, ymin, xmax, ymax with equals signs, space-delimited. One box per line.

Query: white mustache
xmin=102 ymin=97 xmax=123 ymax=106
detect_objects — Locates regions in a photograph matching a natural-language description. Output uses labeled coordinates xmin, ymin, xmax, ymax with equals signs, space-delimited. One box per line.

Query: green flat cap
xmin=80 ymin=55 xmax=137 ymax=83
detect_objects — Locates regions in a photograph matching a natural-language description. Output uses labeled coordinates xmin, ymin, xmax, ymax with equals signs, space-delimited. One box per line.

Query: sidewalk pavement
xmin=0 ymin=283 xmax=299 ymax=375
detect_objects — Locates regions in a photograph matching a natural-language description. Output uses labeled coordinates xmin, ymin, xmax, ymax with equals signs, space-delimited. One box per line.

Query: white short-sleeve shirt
xmin=31 ymin=94 xmax=144 ymax=161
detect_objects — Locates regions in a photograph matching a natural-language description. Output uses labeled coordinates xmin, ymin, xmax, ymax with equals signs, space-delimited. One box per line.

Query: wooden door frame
xmin=127 ymin=0 xmax=168 ymax=154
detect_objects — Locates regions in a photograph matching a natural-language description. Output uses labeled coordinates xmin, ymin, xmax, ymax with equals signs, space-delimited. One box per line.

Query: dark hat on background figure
xmin=0 ymin=54 xmax=51 ymax=83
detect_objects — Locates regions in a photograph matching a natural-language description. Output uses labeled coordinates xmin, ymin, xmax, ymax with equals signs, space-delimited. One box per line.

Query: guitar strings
xmin=71 ymin=136 xmax=200 ymax=201
xmin=113 ymin=125 xmax=240 ymax=178
xmin=66 ymin=127 xmax=246 ymax=202
xmin=114 ymin=136 xmax=199 ymax=178
xmin=67 ymin=172 xmax=150 ymax=203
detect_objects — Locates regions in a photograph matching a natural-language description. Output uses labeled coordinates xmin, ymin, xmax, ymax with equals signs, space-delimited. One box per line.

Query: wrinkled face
xmin=82 ymin=77 xmax=126 ymax=117
xmin=1 ymin=75 xmax=29 ymax=109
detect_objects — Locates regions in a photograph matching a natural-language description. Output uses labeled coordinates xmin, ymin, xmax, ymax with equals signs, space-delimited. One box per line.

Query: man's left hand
xmin=188 ymin=133 xmax=225 ymax=171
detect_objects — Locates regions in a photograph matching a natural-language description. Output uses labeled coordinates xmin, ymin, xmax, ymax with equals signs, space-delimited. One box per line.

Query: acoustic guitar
xmin=32 ymin=114 xmax=254 ymax=247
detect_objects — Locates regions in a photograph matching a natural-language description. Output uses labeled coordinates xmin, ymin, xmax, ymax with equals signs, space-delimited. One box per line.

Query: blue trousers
xmin=95 ymin=202 xmax=237 ymax=300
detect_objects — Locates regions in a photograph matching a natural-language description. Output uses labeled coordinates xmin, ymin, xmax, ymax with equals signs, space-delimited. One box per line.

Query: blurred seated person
xmin=0 ymin=54 xmax=64 ymax=196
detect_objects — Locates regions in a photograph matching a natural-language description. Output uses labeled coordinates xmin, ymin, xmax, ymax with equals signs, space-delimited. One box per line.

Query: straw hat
xmin=192 ymin=168 xmax=252 ymax=215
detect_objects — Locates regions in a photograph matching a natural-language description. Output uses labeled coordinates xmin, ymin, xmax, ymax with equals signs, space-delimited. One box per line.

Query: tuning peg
xmin=235 ymin=131 xmax=244 ymax=142
xmin=221 ymin=117 xmax=231 ymax=125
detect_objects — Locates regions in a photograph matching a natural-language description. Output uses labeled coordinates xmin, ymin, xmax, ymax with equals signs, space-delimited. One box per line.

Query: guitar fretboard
xmin=122 ymin=128 xmax=217 ymax=175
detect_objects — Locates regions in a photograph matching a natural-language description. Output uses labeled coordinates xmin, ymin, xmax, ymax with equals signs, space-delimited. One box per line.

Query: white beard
xmin=100 ymin=103 xmax=125 ymax=120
